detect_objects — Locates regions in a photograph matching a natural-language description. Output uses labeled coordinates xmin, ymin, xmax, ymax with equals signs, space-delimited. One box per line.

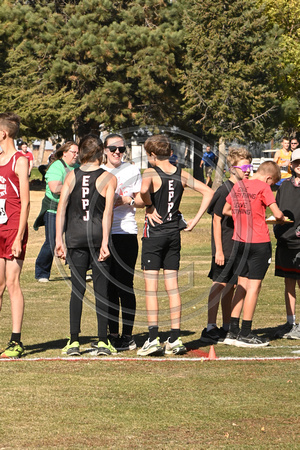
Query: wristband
xmin=130 ymin=197 xmax=135 ymax=206
xmin=145 ymin=203 xmax=153 ymax=208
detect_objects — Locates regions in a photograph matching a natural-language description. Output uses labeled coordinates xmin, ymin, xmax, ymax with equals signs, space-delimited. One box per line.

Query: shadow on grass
xmin=24 ymin=330 xmax=202 ymax=356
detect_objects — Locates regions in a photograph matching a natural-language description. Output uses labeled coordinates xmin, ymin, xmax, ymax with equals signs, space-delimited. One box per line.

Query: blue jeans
xmin=35 ymin=211 xmax=56 ymax=280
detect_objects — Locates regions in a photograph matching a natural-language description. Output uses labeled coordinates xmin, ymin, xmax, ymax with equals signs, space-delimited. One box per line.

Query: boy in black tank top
xmin=137 ymin=135 xmax=214 ymax=356
xmin=56 ymin=135 xmax=117 ymax=356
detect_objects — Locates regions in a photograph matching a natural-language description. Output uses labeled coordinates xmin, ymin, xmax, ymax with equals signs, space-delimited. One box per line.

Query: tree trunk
xmin=212 ymin=136 xmax=226 ymax=191
xmin=36 ymin=139 xmax=46 ymax=166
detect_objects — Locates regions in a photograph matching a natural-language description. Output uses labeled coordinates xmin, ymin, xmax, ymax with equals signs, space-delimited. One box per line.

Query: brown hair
xmin=227 ymin=147 xmax=252 ymax=167
xmin=257 ymin=160 xmax=281 ymax=183
xmin=53 ymin=141 xmax=77 ymax=161
xmin=78 ymin=134 xmax=104 ymax=164
xmin=0 ymin=113 xmax=21 ymax=138
xmin=144 ymin=135 xmax=171 ymax=158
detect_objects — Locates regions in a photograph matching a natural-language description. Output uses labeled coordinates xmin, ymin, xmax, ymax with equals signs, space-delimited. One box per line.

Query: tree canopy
xmin=178 ymin=0 xmax=285 ymax=143
xmin=0 ymin=0 xmax=184 ymax=138
xmin=0 ymin=0 xmax=298 ymax=141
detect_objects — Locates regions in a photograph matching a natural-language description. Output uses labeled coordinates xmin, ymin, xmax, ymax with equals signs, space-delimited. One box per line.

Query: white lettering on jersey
xmin=167 ymin=180 xmax=174 ymax=221
xmin=82 ymin=175 xmax=90 ymax=221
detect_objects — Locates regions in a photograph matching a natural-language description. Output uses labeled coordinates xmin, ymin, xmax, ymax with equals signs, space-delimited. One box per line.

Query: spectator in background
xmin=273 ymin=137 xmax=292 ymax=181
xmin=34 ymin=141 xmax=78 ymax=282
xmin=200 ymin=145 xmax=216 ymax=187
xmin=20 ymin=142 xmax=34 ymax=176
xmin=169 ymin=150 xmax=178 ymax=166
xmin=290 ymin=138 xmax=299 ymax=153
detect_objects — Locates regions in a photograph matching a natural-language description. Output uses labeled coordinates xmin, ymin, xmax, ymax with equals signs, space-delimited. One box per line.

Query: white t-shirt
xmin=101 ymin=162 xmax=142 ymax=234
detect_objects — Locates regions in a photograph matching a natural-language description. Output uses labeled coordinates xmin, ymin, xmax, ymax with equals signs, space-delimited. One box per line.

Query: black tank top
xmin=143 ymin=166 xmax=184 ymax=237
xmin=65 ymin=167 xmax=106 ymax=248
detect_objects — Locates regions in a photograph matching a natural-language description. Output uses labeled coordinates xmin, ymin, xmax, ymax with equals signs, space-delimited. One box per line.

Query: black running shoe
xmin=235 ymin=332 xmax=269 ymax=348
xmin=115 ymin=335 xmax=137 ymax=351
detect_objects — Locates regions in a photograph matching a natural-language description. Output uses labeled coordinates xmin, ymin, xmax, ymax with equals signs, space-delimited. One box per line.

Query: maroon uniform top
xmin=0 ymin=152 xmax=26 ymax=230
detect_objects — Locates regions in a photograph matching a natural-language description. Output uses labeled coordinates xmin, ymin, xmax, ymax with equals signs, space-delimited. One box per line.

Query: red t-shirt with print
xmin=226 ymin=179 xmax=276 ymax=243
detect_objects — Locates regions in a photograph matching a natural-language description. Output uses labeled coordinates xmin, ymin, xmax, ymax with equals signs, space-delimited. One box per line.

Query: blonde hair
xmin=227 ymin=147 xmax=252 ymax=167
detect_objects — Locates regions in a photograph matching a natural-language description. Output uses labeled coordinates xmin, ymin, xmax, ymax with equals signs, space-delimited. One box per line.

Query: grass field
xmin=0 ymin=176 xmax=299 ymax=449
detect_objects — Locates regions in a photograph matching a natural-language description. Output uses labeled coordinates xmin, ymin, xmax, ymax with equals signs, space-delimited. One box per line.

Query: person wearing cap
xmin=20 ymin=142 xmax=34 ymax=176
xmin=273 ymin=147 xmax=300 ymax=340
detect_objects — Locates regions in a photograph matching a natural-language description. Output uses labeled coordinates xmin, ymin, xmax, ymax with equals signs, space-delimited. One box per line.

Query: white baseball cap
xmin=291 ymin=148 xmax=300 ymax=162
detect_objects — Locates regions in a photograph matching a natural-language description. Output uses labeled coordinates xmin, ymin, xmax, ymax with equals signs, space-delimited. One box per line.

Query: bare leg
xmin=231 ymin=276 xmax=247 ymax=318
xmin=144 ymin=270 xmax=159 ymax=327
xmin=5 ymin=259 xmax=24 ymax=333
xmin=164 ymin=270 xmax=181 ymax=329
xmin=242 ymin=279 xmax=262 ymax=321
xmin=0 ymin=258 xmax=6 ymax=311
xmin=284 ymin=278 xmax=296 ymax=316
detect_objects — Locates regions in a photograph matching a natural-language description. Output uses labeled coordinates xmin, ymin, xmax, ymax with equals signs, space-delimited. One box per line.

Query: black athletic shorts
xmin=233 ymin=241 xmax=272 ymax=280
xmin=141 ymin=233 xmax=181 ymax=271
xmin=208 ymin=257 xmax=237 ymax=284
xmin=275 ymin=243 xmax=300 ymax=279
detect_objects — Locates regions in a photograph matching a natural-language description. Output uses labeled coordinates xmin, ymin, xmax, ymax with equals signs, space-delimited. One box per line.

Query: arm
xmin=140 ymin=169 xmax=162 ymax=225
xmin=55 ymin=171 xmax=75 ymax=260
xmin=273 ymin=150 xmax=280 ymax=164
xmin=98 ymin=173 xmax=117 ymax=261
xmin=48 ymin=179 xmax=63 ymax=194
xmin=113 ymin=192 xmax=145 ymax=208
xmin=213 ymin=214 xmax=225 ymax=266
xmin=223 ymin=201 xmax=232 ymax=216
xmin=182 ymin=171 xmax=214 ymax=231
xmin=269 ymin=202 xmax=285 ymax=224
xmin=12 ymin=157 xmax=30 ymax=257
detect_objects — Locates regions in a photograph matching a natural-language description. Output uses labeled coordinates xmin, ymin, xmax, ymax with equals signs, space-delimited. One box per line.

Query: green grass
xmin=0 ymin=188 xmax=299 ymax=448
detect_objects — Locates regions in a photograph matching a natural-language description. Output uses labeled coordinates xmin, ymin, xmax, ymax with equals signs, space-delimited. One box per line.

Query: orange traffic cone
xmin=208 ymin=345 xmax=217 ymax=360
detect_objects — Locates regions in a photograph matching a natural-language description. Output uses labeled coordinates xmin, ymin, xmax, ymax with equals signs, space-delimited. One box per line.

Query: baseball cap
xmin=16 ymin=138 xmax=23 ymax=146
xmin=291 ymin=148 xmax=300 ymax=162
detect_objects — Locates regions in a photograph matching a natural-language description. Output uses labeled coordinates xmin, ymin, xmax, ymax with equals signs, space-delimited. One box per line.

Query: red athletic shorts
xmin=0 ymin=226 xmax=28 ymax=260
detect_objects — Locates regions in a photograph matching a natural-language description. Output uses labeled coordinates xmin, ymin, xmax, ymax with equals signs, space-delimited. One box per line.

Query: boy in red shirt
xmin=0 ymin=113 xmax=30 ymax=358
xmin=223 ymin=161 xmax=284 ymax=347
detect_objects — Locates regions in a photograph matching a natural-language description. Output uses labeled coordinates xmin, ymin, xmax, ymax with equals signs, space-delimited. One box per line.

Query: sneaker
xmin=37 ymin=278 xmax=49 ymax=283
xmin=96 ymin=340 xmax=117 ymax=356
xmin=107 ymin=334 xmax=121 ymax=348
xmin=62 ymin=339 xmax=80 ymax=356
xmin=137 ymin=337 xmax=164 ymax=356
xmin=115 ymin=335 xmax=137 ymax=352
xmin=1 ymin=341 xmax=24 ymax=358
xmin=274 ymin=322 xmax=293 ymax=339
xmin=235 ymin=332 xmax=270 ymax=348
xmin=223 ymin=330 xmax=239 ymax=346
xmin=164 ymin=337 xmax=187 ymax=355
xmin=285 ymin=323 xmax=300 ymax=340
xmin=200 ymin=327 xmax=227 ymax=344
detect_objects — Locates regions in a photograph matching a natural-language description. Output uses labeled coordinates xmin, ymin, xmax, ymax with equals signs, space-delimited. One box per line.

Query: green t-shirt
xmin=45 ymin=159 xmax=74 ymax=214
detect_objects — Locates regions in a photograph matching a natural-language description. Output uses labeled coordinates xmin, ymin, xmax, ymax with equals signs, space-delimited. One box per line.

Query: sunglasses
xmin=232 ymin=164 xmax=253 ymax=172
xmin=291 ymin=142 xmax=298 ymax=145
xmin=107 ymin=145 xmax=126 ymax=154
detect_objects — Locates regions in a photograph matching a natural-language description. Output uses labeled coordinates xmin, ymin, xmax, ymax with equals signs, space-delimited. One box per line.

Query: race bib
xmin=0 ymin=198 xmax=8 ymax=224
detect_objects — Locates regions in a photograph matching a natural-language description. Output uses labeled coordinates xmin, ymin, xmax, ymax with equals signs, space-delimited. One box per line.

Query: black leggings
xmin=67 ymin=247 xmax=110 ymax=340
xmin=108 ymin=234 xmax=138 ymax=336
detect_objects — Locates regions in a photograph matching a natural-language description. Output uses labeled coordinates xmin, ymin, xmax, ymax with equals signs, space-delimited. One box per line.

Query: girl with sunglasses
xmin=101 ymin=133 xmax=144 ymax=352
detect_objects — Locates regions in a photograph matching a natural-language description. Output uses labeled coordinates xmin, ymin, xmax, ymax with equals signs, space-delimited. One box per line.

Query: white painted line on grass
xmin=1 ymin=356 xmax=300 ymax=362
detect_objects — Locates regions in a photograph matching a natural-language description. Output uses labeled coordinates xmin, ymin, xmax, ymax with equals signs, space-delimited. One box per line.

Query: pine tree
xmin=0 ymin=0 xmax=185 ymax=137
